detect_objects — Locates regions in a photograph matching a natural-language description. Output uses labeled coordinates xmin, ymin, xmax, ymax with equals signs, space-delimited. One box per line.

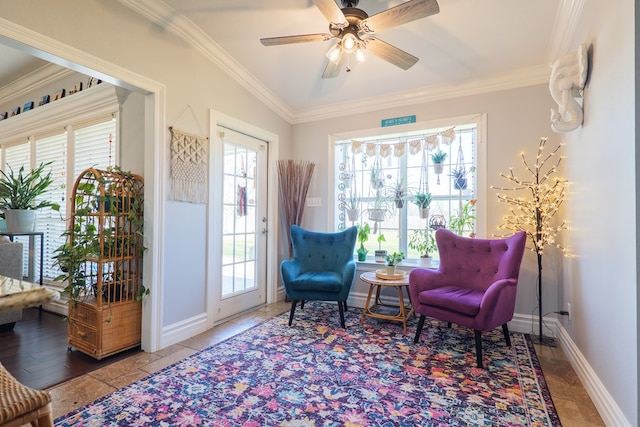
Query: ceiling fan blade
xmin=312 ymin=0 xmax=348 ymax=27
xmin=322 ymin=51 xmax=347 ymax=78
xmin=363 ymin=37 xmax=418 ymax=70
xmin=260 ymin=33 xmax=334 ymax=46
xmin=359 ymin=0 xmax=439 ymax=34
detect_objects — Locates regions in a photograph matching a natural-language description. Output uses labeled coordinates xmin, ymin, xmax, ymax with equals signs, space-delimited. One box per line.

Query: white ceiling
xmin=153 ymin=0 xmax=564 ymax=120
xmin=0 ymin=0 xmax=569 ymax=123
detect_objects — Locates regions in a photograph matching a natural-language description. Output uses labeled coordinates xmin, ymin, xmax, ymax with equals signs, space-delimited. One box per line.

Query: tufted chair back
xmin=290 ymin=225 xmax=357 ymax=274
xmin=281 ymin=225 xmax=357 ymax=328
xmin=436 ymin=228 xmax=526 ymax=292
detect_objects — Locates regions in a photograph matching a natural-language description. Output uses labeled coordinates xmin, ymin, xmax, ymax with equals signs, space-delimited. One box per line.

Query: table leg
xmin=360 ymin=284 xmax=376 ymax=326
xmin=395 ymin=285 xmax=407 ymax=333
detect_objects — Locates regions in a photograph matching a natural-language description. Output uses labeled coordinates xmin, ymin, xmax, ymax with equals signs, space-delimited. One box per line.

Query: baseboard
xmin=161 ymin=313 xmax=209 ymax=349
xmin=555 ymin=324 xmax=632 ymax=427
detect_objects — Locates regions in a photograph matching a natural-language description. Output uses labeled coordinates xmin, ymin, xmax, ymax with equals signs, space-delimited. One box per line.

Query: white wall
xmin=560 ymin=1 xmax=637 ymax=425
xmin=0 ymin=0 xmax=293 ymax=332
xmin=291 ymin=84 xmax=564 ymax=320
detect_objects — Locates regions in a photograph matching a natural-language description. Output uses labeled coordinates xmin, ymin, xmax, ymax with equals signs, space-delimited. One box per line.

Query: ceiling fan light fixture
xmin=355 ymin=47 xmax=365 ymax=62
xmin=342 ymin=33 xmax=357 ymax=52
xmin=326 ymin=43 xmax=343 ymax=63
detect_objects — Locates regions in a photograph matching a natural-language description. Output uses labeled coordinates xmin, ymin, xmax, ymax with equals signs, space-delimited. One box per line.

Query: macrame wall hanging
xmin=168 ymin=105 xmax=208 ymax=203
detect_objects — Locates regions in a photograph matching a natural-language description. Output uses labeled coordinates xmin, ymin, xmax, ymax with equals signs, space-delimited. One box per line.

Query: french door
xmin=213 ymin=126 xmax=268 ymax=320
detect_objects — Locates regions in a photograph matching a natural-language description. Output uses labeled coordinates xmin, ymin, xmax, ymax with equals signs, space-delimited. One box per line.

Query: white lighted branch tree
xmin=493 ymin=137 xmax=567 ymax=342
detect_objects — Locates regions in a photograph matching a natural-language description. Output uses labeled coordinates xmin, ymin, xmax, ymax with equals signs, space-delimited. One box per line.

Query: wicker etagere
xmin=66 ymin=168 xmax=144 ymax=360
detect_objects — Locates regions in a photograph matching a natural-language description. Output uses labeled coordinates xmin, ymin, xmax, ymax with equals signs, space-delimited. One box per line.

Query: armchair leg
xmin=343 ymin=300 xmax=348 ymax=312
xmin=300 ymin=300 xmax=305 ymax=309
xmin=414 ymin=315 xmax=426 ymax=343
xmin=502 ymin=323 xmax=511 ymax=347
xmin=338 ymin=300 xmax=346 ymax=328
xmin=475 ymin=330 xmax=483 ymax=368
xmin=288 ymin=300 xmax=298 ymax=326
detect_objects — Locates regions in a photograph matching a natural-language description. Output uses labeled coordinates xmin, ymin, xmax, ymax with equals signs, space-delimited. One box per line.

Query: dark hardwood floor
xmin=0 ymin=308 xmax=139 ymax=390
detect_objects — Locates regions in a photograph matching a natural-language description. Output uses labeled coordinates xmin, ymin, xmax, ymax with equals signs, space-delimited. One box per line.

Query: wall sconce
xmin=549 ymin=43 xmax=589 ymax=133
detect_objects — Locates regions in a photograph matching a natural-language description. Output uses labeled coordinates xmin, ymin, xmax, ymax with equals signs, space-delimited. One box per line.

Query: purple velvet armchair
xmin=409 ymin=228 xmax=527 ymax=368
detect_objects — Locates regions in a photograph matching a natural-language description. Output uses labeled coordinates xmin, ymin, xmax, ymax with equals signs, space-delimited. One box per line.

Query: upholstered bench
xmin=0 ymin=362 xmax=53 ymax=427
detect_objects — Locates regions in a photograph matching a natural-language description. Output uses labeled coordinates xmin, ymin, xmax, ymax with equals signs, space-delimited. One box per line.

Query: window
xmin=333 ymin=115 xmax=485 ymax=261
xmin=2 ymin=118 xmax=117 ymax=282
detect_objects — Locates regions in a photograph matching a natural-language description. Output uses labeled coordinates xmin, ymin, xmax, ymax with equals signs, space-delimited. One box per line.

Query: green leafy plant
xmin=412 ymin=192 xmax=432 ymax=209
xmin=377 ymin=233 xmax=386 ymax=250
xmin=0 ymin=162 xmax=59 ymax=210
xmin=356 ymin=223 xmax=371 ymax=261
xmin=431 ymin=150 xmax=447 ymax=164
xmin=385 ymin=251 xmax=405 ymax=266
xmin=408 ymin=229 xmax=437 ymax=258
xmin=448 ymin=199 xmax=477 ymax=237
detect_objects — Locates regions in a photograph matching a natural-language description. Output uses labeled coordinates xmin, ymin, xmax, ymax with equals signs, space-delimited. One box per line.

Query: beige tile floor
xmin=46 ymin=302 xmax=604 ymax=425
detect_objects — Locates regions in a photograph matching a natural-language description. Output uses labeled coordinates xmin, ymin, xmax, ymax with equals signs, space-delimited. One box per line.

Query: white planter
xmin=419 ymin=207 xmax=430 ymax=219
xmin=4 ymin=209 xmax=37 ymax=232
xmin=346 ymin=208 xmax=359 ymax=221
xmin=433 ymin=163 xmax=444 ymax=174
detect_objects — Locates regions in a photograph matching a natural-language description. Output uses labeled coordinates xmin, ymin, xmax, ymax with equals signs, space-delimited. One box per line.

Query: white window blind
xmin=35 ymin=133 xmax=68 ymax=281
xmin=74 ymin=120 xmax=116 ymax=176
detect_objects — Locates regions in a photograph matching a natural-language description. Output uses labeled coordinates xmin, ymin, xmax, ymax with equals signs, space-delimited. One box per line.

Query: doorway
xmin=208 ymin=112 xmax=279 ymax=324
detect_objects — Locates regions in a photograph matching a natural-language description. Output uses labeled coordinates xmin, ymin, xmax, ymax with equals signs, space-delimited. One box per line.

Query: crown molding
xmin=291 ymin=64 xmax=550 ymax=124
xmin=546 ymin=0 xmax=585 ymax=64
xmin=121 ymin=0 xmax=569 ymax=126
xmin=118 ymin=0 xmax=294 ymax=123
xmin=0 ymin=64 xmax=74 ymax=106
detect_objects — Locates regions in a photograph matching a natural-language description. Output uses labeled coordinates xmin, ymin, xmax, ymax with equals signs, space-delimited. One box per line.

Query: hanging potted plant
xmin=431 ymin=150 xmax=447 ymax=175
xmin=369 ymin=158 xmax=385 ymax=190
xmin=356 ymin=223 xmax=371 ymax=261
xmin=0 ymin=162 xmax=59 ymax=232
xmin=412 ymin=192 xmax=432 ymax=219
xmin=367 ymin=191 xmax=390 ymax=224
xmin=344 ymin=192 xmax=359 ymax=222
xmin=450 ymin=166 xmax=475 ymax=190
xmin=385 ymin=179 xmax=407 ymax=209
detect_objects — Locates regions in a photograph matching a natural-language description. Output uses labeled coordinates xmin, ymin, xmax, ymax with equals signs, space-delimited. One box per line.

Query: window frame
xmin=329 ymin=113 xmax=488 ymax=261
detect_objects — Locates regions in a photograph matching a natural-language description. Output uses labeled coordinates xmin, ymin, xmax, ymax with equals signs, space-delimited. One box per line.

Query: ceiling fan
xmin=260 ymin=0 xmax=439 ymax=78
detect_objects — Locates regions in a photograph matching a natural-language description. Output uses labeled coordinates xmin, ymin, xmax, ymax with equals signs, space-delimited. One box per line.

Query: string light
xmin=492 ymin=137 xmax=568 ymax=256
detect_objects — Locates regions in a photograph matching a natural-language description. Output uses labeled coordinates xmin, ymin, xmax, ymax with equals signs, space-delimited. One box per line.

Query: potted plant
xmin=345 ymin=191 xmax=359 ymax=222
xmin=384 ymin=251 xmax=405 ymax=275
xmin=412 ymin=192 xmax=432 ymax=219
xmin=408 ymin=229 xmax=438 ymax=258
xmin=356 ymin=222 xmax=371 ymax=261
xmin=431 ymin=150 xmax=447 ymax=174
xmin=367 ymin=191 xmax=391 ymax=228
xmin=385 ymin=179 xmax=407 ymax=209
xmin=449 ymin=199 xmax=477 ymax=237
xmin=374 ymin=233 xmax=387 ymax=263
xmin=0 ymin=162 xmax=59 ymax=232
xmin=450 ymin=166 xmax=475 ymax=190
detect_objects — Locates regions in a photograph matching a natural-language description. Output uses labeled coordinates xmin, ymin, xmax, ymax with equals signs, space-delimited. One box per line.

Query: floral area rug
xmin=55 ymin=303 xmax=560 ymax=426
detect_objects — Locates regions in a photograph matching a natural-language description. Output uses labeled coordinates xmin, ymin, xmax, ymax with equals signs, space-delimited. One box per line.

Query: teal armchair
xmin=281 ymin=225 xmax=358 ymax=328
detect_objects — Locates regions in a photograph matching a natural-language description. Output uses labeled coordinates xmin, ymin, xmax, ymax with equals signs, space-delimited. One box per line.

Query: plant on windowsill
xmin=374 ymin=233 xmax=387 ymax=263
xmin=408 ymin=229 xmax=437 ymax=258
xmin=412 ymin=192 xmax=432 ymax=219
xmin=356 ymin=222 xmax=371 ymax=262
xmin=448 ymin=199 xmax=477 ymax=237
xmin=0 ymin=161 xmax=60 ymax=233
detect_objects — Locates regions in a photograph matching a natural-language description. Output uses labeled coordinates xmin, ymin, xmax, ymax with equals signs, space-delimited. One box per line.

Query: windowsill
xmin=356 ymin=257 xmax=439 ymax=271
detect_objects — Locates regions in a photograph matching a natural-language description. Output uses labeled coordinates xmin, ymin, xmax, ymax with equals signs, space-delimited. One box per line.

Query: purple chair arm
xmin=408 ymin=268 xmax=448 ymax=307
xmin=476 ymin=278 xmax=518 ymax=328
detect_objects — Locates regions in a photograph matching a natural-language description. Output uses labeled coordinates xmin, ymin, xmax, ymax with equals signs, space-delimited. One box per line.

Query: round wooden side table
xmin=359 ymin=270 xmax=414 ymax=333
